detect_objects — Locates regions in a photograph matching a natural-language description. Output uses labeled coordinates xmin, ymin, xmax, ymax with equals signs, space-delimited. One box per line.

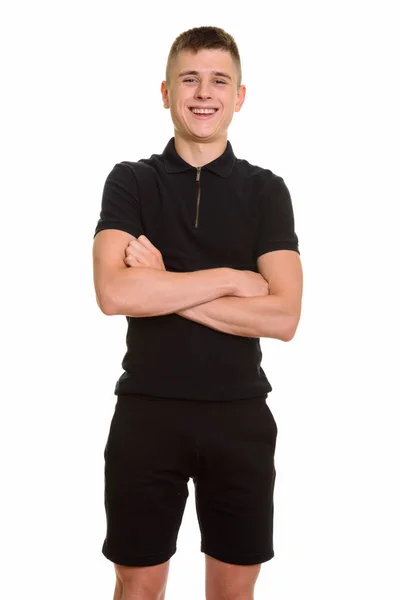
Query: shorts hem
xmin=201 ymin=545 xmax=274 ymax=565
xmin=102 ymin=545 xmax=177 ymax=567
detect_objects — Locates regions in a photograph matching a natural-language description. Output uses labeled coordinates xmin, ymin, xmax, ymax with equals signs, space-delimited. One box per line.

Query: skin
xmin=125 ymin=48 xmax=263 ymax=286
xmin=161 ymin=48 xmax=246 ymax=167
xmin=115 ymin=49 xmax=267 ymax=599
xmin=124 ymin=235 xmax=270 ymax=299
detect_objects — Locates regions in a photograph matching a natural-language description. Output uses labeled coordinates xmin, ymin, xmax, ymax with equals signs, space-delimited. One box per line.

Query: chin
xmin=190 ymin=131 xmax=218 ymax=140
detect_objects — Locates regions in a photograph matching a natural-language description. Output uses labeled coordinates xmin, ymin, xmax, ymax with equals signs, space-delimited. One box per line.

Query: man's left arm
xmin=177 ymin=249 xmax=303 ymax=341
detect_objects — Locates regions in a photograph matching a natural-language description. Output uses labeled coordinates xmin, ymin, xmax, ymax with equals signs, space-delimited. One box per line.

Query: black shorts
xmin=102 ymin=394 xmax=277 ymax=567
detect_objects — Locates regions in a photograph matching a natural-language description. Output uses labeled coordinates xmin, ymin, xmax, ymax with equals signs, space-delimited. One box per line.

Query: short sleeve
xmin=254 ymin=174 xmax=300 ymax=259
xmin=94 ymin=162 xmax=145 ymax=239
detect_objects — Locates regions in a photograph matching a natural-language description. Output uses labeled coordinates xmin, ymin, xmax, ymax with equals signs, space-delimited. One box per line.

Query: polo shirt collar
xmin=162 ymin=137 xmax=236 ymax=178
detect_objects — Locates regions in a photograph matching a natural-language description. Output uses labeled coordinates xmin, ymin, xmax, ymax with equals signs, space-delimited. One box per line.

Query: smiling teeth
xmin=191 ymin=108 xmax=216 ymax=114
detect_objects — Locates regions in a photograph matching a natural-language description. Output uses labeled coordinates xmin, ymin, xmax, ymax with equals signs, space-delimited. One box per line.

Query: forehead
xmin=172 ymin=48 xmax=235 ymax=76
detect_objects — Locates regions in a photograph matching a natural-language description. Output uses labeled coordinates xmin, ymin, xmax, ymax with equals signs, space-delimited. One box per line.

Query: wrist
xmin=222 ymin=267 xmax=238 ymax=296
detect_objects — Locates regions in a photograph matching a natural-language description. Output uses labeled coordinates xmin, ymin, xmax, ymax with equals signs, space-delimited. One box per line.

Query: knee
xmin=206 ymin=572 xmax=258 ymax=600
xmin=114 ymin=561 xmax=169 ymax=599
xmin=207 ymin=591 xmax=254 ymax=600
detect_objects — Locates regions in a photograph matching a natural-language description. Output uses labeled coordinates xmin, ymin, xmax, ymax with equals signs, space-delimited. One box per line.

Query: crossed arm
xmin=177 ymin=272 xmax=300 ymax=341
xmin=93 ymin=231 xmax=303 ymax=341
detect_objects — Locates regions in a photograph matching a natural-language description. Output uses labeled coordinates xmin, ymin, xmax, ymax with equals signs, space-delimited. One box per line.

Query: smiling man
xmin=93 ymin=26 xmax=303 ymax=600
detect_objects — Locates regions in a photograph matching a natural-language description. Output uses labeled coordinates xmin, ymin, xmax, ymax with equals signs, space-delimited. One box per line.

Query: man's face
xmin=161 ymin=48 xmax=246 ymax=142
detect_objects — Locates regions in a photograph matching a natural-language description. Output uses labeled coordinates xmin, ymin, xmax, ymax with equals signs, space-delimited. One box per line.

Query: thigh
xmin=102 ymin=395 xmax=193 ymax=567
xmin=194 ymin=397 xmax=277 ymax=566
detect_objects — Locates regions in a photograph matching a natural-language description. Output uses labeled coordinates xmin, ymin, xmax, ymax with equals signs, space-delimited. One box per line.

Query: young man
xmin=93 ymin=26 xmax=303 ymax=600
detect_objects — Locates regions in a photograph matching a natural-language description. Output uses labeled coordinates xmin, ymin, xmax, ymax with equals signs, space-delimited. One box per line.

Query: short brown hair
xmin=165 ymin=26 xmax=242 ymax=89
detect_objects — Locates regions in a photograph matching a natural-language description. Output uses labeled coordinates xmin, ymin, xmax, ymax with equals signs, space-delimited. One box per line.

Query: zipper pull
xmin=195 ymin=167 xmax=201 ymax=229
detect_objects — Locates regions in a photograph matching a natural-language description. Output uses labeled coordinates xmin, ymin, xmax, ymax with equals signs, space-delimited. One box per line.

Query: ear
xmin=161 ymin=81 xmax=170 ymax=109
xmin=235 ymin=84 xmax=246 ymax=113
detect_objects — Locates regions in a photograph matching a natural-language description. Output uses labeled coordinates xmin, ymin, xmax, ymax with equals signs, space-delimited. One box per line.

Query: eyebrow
xmin=178 ymin=70 xmax=232 ymax=81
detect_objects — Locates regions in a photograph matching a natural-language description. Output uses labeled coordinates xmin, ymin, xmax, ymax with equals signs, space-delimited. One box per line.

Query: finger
xmin=137 ymin=235 xmax=160 ymax=256
xmin=124 ymin=255 xmax=141 ymax=266
xmin=124 ymin=257 xmax=141 ymax=268
xmin=126 ymin=239 xmax=148 ymax=258
xmin=127 ymin=236 xmax=136 ymax=247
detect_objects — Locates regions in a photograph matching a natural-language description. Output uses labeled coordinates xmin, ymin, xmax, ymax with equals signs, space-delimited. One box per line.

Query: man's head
xmin=161 ymin=26 xmax=246 ymax=143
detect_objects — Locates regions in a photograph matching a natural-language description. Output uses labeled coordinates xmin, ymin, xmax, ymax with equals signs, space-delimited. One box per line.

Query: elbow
xmin=96 ymin=284 xmax=123 ymax=316
xmin=97 ymin=289 xmax=142 ymax=317
xmin=96 ymin=293 xmax=117 ymax=316
xmin=100 ymin=303 xmax=117 ymax=317
xmin=280 ymin=315 xmax=300 ymax=342
xmin=281 ymin=330 xmax=295 ymax=342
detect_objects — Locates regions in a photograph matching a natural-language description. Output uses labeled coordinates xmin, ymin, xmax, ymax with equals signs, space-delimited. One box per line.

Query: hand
xmin=124 ymin=235 xmax=166 ymax=270
xmin=234 ymin=270 xmax=270 ymax=298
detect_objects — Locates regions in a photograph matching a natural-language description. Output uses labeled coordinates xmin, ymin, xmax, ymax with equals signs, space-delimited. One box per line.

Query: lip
xmin=188 ymin=107 xmax=219 ymax=120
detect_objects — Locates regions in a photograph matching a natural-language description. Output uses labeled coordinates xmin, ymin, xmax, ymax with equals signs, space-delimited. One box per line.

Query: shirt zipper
xmin=195 ymin=167 xmax=201 ymax=228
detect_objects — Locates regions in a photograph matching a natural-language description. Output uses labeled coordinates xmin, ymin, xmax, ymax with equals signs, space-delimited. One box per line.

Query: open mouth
xmin=189 ymin=108 xmax=219 ymax=120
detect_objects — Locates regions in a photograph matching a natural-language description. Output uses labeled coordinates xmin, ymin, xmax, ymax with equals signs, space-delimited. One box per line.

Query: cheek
xmin=171 ymin=97 xmax=187 ymax=114
xmin=180 ymin=103 xmax=194 ymax=121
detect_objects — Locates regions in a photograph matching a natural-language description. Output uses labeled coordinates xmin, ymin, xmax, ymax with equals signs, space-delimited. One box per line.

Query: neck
xmin=173 ymin=132 xmax=228 ymax=167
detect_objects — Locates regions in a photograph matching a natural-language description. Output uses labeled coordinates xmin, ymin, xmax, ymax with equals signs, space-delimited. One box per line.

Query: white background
xmin=1 ymin=0 xmax=399 ymax=598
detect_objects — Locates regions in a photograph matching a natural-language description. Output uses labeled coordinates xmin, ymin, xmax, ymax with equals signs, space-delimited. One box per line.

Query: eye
xmin=182 ymin=78 xmax=227 ymax=84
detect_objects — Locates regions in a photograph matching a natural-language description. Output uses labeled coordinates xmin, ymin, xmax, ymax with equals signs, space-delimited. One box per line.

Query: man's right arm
xmin=93 ymin=229 xmax=237 ymax=317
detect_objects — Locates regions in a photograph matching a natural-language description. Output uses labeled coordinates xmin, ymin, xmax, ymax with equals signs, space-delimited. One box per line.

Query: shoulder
xmin=233 ymin=157 xmax=295 ymax=214
xmin=234 ymin=157 xmax=280 ymax=190
xmin=115 ymin=158 xmax=156 ymax=174
xmin=105 ymin=158 xmax=159 ymax=190
xmin=116 ymin=150 xmax=165 ymax=179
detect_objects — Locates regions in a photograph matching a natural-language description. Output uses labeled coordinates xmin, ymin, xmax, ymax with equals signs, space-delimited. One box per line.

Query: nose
xmin=195 ymin=81 xmax=212 ymax=99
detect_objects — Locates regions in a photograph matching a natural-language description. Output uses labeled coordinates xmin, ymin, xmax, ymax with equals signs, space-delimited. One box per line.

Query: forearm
xmin=105 ymin=267 xmax=236 ymax=317
xmin=177 ymin=294 xmax=295 ymax=341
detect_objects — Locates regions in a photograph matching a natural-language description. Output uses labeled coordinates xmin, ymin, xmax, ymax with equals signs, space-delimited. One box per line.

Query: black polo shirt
xmin=94 ymin=136 xmax=300 ymax=401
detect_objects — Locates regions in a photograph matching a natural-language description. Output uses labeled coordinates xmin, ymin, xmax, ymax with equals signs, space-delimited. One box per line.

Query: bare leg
xmin=113 ymin=574 xmax=123 ymax=600
xmin=113 ymin=560 xmax=170 ymax=600
xmin=205 ymin=554 xmax=261 ymax=600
